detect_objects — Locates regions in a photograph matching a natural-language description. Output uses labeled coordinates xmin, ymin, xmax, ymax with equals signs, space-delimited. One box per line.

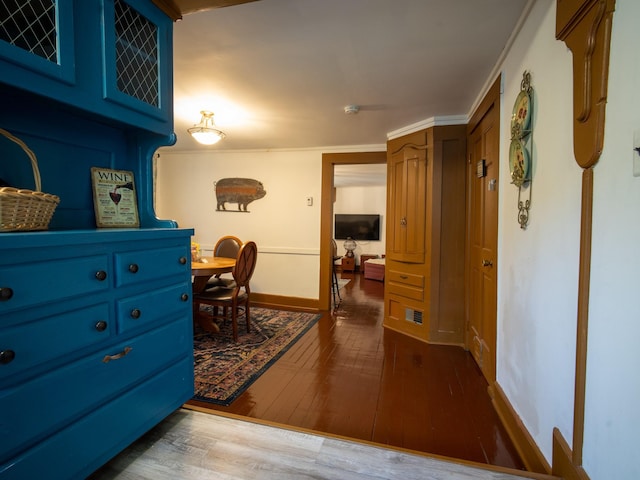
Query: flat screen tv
xmin=334 ymin=214 xmax=381 ymax=241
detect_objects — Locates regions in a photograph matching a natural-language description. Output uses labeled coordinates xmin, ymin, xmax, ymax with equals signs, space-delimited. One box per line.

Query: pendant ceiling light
xmin=188 ymin=110 xmax=226 ymax=145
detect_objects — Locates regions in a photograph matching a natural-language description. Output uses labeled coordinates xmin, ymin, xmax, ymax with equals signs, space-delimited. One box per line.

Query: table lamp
xmin=343 ymin=237 xmax=357 ymax=258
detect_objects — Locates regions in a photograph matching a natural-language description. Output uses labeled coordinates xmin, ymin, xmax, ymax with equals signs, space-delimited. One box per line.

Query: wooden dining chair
xmin=206 ymin=235 xmax=242 ymax=288
xmin=193 ymin=241 xmax=258 ymax=341
xmin=331 ymin=238 xmax=342 ymax=306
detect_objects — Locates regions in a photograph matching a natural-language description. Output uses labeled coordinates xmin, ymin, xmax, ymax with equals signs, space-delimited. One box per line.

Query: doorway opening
xmin=319 ymin=152 xmax=387 ymax=310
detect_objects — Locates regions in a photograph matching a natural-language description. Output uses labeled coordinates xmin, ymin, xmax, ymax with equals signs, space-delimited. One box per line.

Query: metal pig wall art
xmin=214 ymin=178 xmax=267 ymax=212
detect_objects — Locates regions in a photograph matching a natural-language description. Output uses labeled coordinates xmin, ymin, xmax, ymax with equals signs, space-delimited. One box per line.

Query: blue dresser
xmin=0 ymin=1 xmax=194 ymax=478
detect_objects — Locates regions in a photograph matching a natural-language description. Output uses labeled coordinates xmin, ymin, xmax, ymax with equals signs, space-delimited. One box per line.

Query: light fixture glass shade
xmin=343 ymin=237 xmax=357 ymax=257
xmin=188 ymin=110 xmax=226 ymax=145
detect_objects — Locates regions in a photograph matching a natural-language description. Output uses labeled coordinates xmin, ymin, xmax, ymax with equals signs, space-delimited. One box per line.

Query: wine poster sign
xmin=91 ymin=167 xmax=140 ymax=228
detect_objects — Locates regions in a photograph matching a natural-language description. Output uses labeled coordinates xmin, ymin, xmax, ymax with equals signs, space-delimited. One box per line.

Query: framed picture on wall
xmin=91 ymin=167 xmax=140 ymax=228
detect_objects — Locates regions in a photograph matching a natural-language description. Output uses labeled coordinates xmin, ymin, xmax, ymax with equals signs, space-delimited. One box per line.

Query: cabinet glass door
xmin=114 ymin=0 xmax=159 ymax=107
xmin=0 ymin=0 xmax=57 ymax=62
xmin=102 ymin=0 xmax=168 ymax=121
xmin=0 ymin=0 xmax=75 ymax=83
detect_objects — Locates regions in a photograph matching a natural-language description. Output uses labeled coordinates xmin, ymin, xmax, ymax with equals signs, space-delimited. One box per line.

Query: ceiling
xmin=167 ymin=0 xmax=529 ymax=154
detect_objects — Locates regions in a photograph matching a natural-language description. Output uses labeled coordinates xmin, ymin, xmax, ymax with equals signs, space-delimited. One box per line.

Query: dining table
xmin=191 ymin=256 xmax=236 ymax=333
xmin=191 ymin=256 xmax=236 ymax=293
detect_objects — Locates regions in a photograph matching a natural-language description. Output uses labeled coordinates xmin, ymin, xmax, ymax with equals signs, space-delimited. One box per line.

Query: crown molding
xmin=386 ymin=115 xmax=468 ymax=140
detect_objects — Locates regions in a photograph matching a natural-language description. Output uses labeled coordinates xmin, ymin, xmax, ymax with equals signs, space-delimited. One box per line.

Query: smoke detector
xmin=344 ymin=105 xmax=360 ymax=115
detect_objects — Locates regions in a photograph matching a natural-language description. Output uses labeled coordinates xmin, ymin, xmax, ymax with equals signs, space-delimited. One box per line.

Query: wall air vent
xmin=404 ymin=308 xmax=423 ymax=325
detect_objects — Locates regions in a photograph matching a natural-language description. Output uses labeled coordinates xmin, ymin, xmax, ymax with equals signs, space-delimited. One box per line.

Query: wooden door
xmin=387 ymin=132 xmax=427 ymax=264
xmin=403 ymin=145 xmax=427 ymax=263
xmin=467 ymin=78 xmax=500 ymax=382
xmin=387 ymin=148 xmax=406 ymax=260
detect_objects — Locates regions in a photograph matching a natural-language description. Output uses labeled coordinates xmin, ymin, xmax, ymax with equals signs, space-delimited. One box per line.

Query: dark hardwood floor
xmin=188 ymin=270 xmax=525 ymax=471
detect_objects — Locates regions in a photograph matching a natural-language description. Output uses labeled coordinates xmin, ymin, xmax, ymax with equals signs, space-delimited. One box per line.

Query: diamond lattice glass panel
xmin=114 ymin=0 xmax=159 ymax=107
xmin=0 ymin=0 xmax=57 ymax=62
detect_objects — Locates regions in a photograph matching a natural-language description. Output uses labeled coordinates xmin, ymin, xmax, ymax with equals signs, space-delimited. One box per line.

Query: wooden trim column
xmin=553 ymin=1 xmax=615 ymax=478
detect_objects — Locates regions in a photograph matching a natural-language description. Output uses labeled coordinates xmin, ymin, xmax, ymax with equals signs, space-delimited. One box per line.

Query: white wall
xmin=155 ymin=149 xmax=323 ymax=299
xmin=497 ymin=0 xmax=580 ymax=462
xmin=496 ymin=1 xmax=640 ymax=479
xmin=584 ymin=1 xmax=640 ymax=478
xmin=334 ymin=184 xmax=387 ymax=262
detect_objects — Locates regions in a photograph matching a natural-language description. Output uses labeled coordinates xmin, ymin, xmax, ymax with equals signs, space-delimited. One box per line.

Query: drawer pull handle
xmin=0 ymin=350 xmax=16 ymax=365
xmin=400 ymin=275 xmax=408 ymax=279
xmin=102 ymin=346 xmax=132 ymax=364
xmin=128 ymin=263 xmax=139 ymax=273
xmin=95 ymin=320 xmax=108 ymax=332
xmin=181 ymin=293 xmax=189 ymax=302
xmin=95 ymin=270 xmax=107 ymax=281
xmin=0 ymin=287 xmax=13 ymax=301
xmin=179 ymin=256 xmax=187 ymax=265
xmin=130 ymin=309 xmax=141 ymax=319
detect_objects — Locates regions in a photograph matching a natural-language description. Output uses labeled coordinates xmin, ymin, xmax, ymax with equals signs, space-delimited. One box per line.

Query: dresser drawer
xmin=114 ymin=246 xmax=190 ymax=288
xmin=0 ymin=255 xmax=110 ymax=313
xmin=0 ymin=318 xmax=191 ymax=464
xmin=116 ymin=283 xmax=191 ymax=334
xmin=387 ymin=269 xmax=424 ymax=288
xmin=0 ymin=356 xmax=193 ymax=480
xmin=387 ymin=283 xmax=424 ymax=301
xmin=0 ymin=303 xmax=111 ymax=383
xmin=387 ymin=270 xmax=425 ymax=301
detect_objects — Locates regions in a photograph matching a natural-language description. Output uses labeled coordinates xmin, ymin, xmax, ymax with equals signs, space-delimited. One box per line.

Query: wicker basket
xmin=0 ymin=128 xmax=60 ymax=232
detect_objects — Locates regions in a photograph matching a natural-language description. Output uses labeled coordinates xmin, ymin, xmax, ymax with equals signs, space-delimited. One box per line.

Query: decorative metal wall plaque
xmin=214 ymin=178 xmax=266 ymax=212
xmin=91 ymin=167 xmax=139 ymax=227
xmin=510 ymin=71 xmax=533 ymax=229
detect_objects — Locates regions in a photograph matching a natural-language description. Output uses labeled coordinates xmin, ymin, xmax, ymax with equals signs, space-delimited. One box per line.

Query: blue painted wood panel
xmin=0 ymin=0 xmax=173 ymax=135
xmin=0 ymin=2 xmax=189 ymax=476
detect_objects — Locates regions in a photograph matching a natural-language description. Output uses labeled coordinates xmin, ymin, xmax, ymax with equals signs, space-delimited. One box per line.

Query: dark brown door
xmin=467 ymin=78 xmax=500 ymax=383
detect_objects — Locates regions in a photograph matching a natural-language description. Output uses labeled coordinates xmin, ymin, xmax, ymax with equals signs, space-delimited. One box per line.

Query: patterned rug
xmin=192 ymin=307 xmax=321 ymax=406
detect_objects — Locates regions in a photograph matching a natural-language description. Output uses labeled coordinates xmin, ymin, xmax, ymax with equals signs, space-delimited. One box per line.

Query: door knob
xmin=482 ymin=259 xmax=493 ymax=267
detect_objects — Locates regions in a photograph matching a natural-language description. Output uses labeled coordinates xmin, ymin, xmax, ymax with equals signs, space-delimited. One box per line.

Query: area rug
xmin=192 ymin=307 xmax=321 ymax=406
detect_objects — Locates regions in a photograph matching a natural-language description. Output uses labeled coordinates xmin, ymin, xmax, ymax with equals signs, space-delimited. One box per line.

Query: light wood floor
xmin=90 ymin=409 xmax=554 ymax=480
xmin=190 ymin=272 xmax=525 ymax=470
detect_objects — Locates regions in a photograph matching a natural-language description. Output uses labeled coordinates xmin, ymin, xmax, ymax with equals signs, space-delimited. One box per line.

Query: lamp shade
xmin=343 ymin=237 xmax=357 ymax=257
xmin=188 ymin=111 xmax=226 ymax=145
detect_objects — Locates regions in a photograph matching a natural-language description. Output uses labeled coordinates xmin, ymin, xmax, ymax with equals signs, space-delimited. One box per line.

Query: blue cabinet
xmin=0 ymin=1 xmax=193 ymax=478
xmin=0 ymin=0 xmax=175 ymax=230
xmin=0 ymin=229 xmax=194 ymax=479
xmin=0 ymin=0 xmax=172 ymax=134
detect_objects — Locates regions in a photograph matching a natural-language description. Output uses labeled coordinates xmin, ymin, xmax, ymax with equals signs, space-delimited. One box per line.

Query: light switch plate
xmin=633 ymin=129 xmax=640 ymax=177
xmin=306 ymin=196 xmax=313 ymax=206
